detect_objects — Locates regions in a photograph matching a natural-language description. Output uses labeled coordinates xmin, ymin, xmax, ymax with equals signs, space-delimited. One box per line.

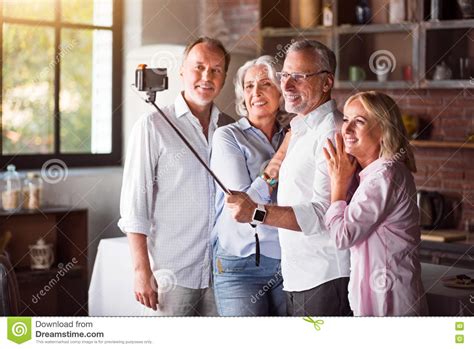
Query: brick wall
xmin=333 ymin=89 xmax=474 ymax=230
xmin=201 ymin=0 xmax=259 ymax=54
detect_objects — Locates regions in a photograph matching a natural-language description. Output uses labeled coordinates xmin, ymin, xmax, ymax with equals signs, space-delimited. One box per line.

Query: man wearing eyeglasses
xmin=226 ymin=40 xmax=352 ymax=316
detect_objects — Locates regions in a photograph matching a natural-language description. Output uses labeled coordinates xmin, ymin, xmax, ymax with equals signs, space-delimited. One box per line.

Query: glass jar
xmin=2 ymin=164 xmax=22 ymax=211
xmin=323 ymin=4 xmax=333 ymax=26
xmin=23 ymin=172 xmax=43 ymax=210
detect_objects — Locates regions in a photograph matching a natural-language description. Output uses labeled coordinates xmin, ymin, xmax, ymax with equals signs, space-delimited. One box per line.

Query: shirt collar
xmin=358 ymin=157 xmax=389 ymax=179
xmin=237 ymin=116 xmax=286 ymax=135
xmin=174 ymin=91 xmax=221 ymax=126
xmin=290 ymin=99 xmax=338 ymax=134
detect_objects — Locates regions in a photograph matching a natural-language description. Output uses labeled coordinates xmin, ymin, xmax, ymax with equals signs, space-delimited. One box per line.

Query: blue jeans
xmin=212 ymin=240 xmax=286 ymax=316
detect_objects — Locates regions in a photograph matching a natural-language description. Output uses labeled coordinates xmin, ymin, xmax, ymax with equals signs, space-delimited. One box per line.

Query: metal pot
xmin=417 ymin=190 xmax=446 ymax=229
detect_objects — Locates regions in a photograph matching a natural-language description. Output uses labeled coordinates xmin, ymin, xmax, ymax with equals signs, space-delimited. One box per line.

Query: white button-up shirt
xmin=277 ymin=99 xmax=351 ymax=292
xmin=118 ymin=92 xmax=225 ymax=289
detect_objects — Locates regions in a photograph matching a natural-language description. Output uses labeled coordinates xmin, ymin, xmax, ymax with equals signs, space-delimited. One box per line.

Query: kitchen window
xmin=0 ymin=0 xmax=122 ymax=169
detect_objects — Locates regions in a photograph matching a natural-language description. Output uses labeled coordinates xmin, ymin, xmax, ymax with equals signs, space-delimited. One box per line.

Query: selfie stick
xmin=141 ymin=85 xmax=259 ymax=266
xmin=144 ymin=91 xmax=231 ymax=196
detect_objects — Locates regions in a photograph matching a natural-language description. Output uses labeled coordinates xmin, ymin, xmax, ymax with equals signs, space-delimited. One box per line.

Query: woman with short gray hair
xmin=210 ymin=55 xmax=291 ymax=316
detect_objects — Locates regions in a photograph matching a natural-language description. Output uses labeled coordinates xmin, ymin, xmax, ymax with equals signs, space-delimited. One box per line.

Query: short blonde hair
xmin=234 ymin=55 xmax=283 ymax=117
xmin=344 ymin=91 xmax=417 ymax=173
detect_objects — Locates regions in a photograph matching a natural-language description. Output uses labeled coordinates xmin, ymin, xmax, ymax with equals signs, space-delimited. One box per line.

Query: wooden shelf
xmin=15 ymin=265 xmax=84 ymax=283
xmin=337 ymin=23 xmax=416 ymax=34
xmin=336 ymin=80 xmax=416 ymax=89
xmin=422 ymin=19 xmax=474 ymax=30
xmin=410 ymin=140 xmax=474 ymax=149
xmin=420 ymin=80 xmax=474 ymax=89
xmin=0 ymin=206 xmax=86 ymax=217
xmin=261 ymin=26 xmax=332 ymax=37
xmin=260 ymin=0 xmax=474 ymax=89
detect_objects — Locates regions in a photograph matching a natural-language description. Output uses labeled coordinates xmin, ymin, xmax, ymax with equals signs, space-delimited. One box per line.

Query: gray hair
xmin=234 ymin=55 xmax=283 ymax=117
xmin=287 ymin=40 xmax=336 ymax=74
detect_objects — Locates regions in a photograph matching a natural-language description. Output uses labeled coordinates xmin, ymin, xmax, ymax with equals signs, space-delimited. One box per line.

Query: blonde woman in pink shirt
xmin=323 ymin=91 xmax=428 ymax=316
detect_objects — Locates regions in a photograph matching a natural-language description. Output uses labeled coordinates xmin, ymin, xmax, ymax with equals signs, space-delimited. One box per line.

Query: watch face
xmin=254 ymin=209 xmax=266 ymax=222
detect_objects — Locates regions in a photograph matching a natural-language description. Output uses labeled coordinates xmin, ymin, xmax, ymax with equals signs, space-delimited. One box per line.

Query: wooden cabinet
xmin=259 ymin=0 xmax=474 ymax=89
xmin=0 ymin=207 xmax=88 ymax=316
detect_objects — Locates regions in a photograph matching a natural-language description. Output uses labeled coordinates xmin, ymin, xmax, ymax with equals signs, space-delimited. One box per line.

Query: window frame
xmin=0 ymin=0 xmax=123 ymax=170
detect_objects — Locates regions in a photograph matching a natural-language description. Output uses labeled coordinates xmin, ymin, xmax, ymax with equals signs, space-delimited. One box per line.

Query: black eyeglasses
xmin=276 ymin=70 xmax=331 ymax=82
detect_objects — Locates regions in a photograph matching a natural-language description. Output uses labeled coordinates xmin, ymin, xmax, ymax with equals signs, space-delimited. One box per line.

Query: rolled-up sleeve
xmin=292 ymin=130 xmax=334 ymax=235
xmin=324 ymin=172 xmax=394 ymax=249
xmin=211 ymin=128 xmax=271 ymax=203
xmin=249 ymin=176 xmax=271 ymax=203
xmin=117 ymin=114 xmax=159 ymax=236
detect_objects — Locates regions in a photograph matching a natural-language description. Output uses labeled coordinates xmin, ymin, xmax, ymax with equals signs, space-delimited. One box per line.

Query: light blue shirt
xmin=210 ymin=117 xmax=286 ymax=259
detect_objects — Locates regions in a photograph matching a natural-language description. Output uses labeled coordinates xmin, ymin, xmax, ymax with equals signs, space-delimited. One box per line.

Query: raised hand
xmin=323 ymin=133 xmax=357 ymax=202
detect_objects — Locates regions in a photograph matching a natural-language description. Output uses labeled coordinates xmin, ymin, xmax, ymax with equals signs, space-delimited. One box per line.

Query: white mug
xmin=377 ymin=71 xmax=389 ymax=82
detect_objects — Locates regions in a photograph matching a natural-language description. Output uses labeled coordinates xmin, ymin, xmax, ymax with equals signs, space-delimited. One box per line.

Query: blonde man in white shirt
xmin=226 ymin=40 xmax=352 ymax=316
xmin=118 ymin=37 xmax=233 ymax=316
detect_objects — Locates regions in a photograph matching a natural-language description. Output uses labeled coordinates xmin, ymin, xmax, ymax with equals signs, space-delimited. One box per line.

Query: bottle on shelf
xmin=1 ymin=164 xmax=22 ymax=211
xmin=323 ymin=3 xmax=333 ymax=27
xmin=23 ymin=172 xmax=43 ymax=210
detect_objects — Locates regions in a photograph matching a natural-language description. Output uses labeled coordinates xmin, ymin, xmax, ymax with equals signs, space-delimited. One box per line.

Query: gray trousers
xmin=142 ymin=285 xmax=218 ymax=316
xmin=286 ymin=277 xmax=352 ymax=316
